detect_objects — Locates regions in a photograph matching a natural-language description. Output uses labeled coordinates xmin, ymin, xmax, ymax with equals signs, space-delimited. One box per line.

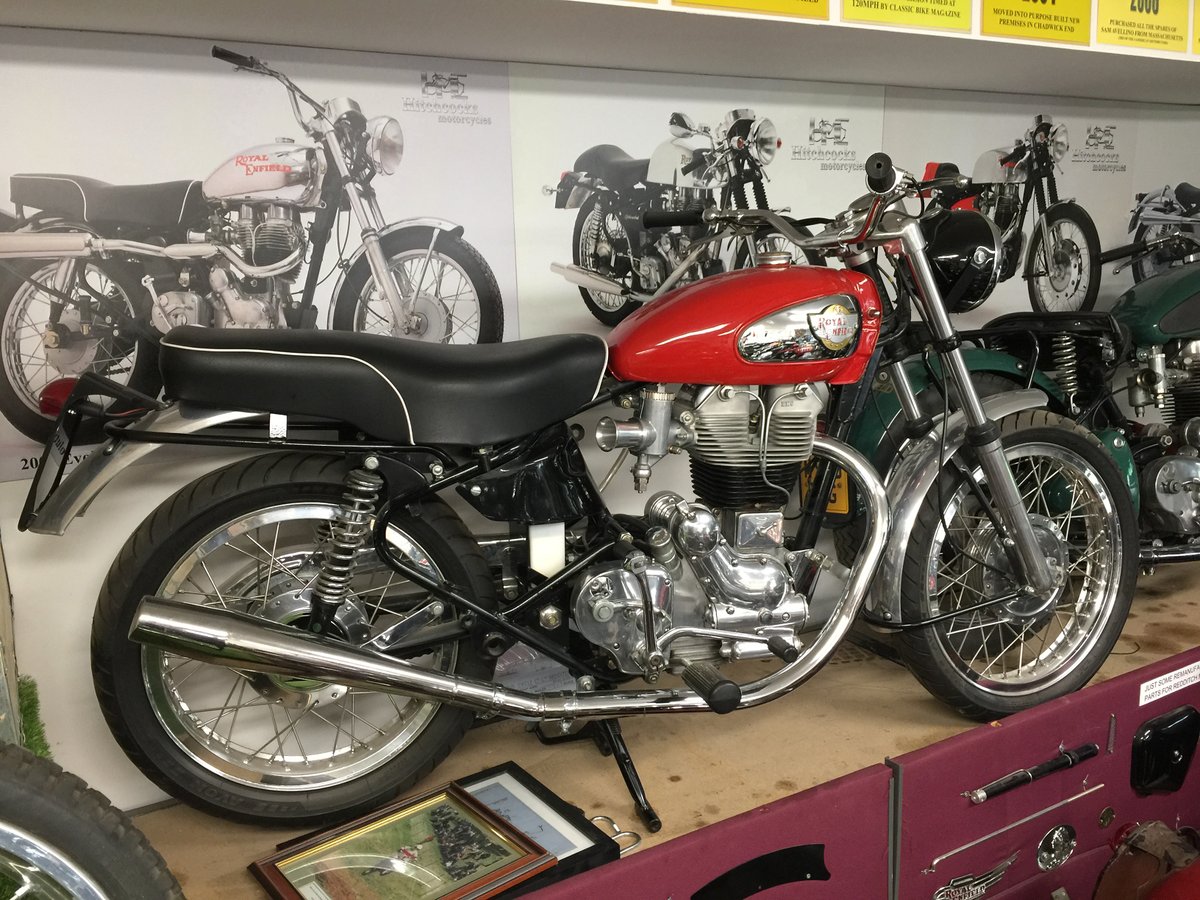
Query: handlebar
xmin=865 ymin=152 xmax=897 ymax=195
xmin=211 ymin=45 xmax=258 ymax=69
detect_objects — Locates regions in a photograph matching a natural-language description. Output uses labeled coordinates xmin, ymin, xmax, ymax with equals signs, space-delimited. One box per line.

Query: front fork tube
xmin=47 ymin=259 xmax=79 ymax=329
xmin=941 ymin=347 xmax=1056 ymax=594
xmin=903 ymin=235 xmax=1056 ymax=595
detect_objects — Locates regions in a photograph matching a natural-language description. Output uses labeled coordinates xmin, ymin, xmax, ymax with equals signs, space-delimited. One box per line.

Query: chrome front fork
xmin=325 ymin=133 xmax=424 ymax=334
xmin=899 ymin=221 xmax=1057 ymax=594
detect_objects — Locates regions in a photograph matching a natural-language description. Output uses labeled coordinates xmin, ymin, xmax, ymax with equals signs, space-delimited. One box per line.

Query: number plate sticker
xmin=800 ymin=465 xmax=850 ymax=515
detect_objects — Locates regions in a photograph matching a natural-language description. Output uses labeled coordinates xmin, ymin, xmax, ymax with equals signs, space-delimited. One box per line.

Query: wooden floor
xmin=135 ymin=562 xmax=1200 ymax=899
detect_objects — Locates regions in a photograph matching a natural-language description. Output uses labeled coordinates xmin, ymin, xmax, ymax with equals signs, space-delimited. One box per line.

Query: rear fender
xmin=867 ymin=389 xmax=1047 ymax=624
xmin=22 ymin=404 xmax=258 ymax=536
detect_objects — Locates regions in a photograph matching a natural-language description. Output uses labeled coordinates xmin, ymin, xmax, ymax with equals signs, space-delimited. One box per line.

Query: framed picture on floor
xmin=251 ymin=783 xmax=554 ymax=899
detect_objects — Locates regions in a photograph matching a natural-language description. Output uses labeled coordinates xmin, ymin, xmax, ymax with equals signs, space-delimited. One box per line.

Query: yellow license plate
xmin=801 ymin=466 xmax=850 ymax=516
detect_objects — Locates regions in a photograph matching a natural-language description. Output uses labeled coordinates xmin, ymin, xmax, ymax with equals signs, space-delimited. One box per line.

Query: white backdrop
xmin=4 ymin=26 xmax=1200 ymax=808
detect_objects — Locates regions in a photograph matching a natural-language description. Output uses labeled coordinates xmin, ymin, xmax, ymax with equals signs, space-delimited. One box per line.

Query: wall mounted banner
xmin=671 ymin=0 xmax=829 ymax=19
xmin=841 ymin=0 xmax=971 ymax=32
xmin=981 ymin=0 xmax=1092 ymax=44
xmin=1097 ymin=0 xmax=1188 ymax=53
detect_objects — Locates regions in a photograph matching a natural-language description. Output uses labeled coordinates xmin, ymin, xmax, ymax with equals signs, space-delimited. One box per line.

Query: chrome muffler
xmin=132 ymin=436 xmax=890 ymax=721
xmin=549 ymin=262 xmax=630 ymax=297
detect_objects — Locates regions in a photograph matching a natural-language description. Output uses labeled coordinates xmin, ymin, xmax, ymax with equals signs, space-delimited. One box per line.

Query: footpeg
xmin=768 ymin=635 xmax=799 ymax=663
xmin=682 ymin=661 xmax=741 ymax=714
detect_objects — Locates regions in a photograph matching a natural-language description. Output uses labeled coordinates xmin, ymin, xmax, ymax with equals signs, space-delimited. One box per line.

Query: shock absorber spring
xmin=310 ymin=459 xmax=384 ymax=634
xmin=1052 ymin=334 xmax=1080 ymax=402
xmin=752 ymin=177 xmax=769 ymax=211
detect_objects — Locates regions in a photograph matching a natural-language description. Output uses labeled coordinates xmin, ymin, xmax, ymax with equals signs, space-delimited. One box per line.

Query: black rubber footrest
xmin=682 ymin=661 xmax=741 ymax=714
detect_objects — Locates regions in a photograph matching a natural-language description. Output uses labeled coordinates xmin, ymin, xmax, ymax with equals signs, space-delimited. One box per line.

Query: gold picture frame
xmin=251 ymin=784 xmax=555 ymax=900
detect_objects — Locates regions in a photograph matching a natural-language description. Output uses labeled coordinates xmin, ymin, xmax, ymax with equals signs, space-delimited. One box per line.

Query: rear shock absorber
xmin=1051 ymin=334 xmax=1079 ymax=413
xmin=309 ymin=457 xmax=384 ymax=634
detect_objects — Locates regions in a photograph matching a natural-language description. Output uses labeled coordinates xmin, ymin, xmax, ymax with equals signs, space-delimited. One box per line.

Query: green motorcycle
xmin=843 ymin=263 xmax=1200 ymax=574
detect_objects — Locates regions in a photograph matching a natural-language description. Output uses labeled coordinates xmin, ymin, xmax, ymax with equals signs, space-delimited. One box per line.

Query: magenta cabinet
xmin=893 ymin=647 xmax=1200 ymax=900
xmin=528 ymin=763 xmax=892 ymax=899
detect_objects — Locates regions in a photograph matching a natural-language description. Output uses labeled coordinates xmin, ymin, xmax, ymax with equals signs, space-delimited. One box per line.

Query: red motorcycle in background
xmin=19 ymin=154 xmax=1135 ymax=832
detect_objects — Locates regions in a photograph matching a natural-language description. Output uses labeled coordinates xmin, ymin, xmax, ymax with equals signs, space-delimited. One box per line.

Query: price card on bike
xmin=981 ymin=0 xmax=1091 ymax=44
xmin=671 ymin=0 xmax=829 ymax=20
xmin=841 ymin=0 xmax=970 ymax=32
xmin=1097 ymin=0 xmax=1187 ymax=53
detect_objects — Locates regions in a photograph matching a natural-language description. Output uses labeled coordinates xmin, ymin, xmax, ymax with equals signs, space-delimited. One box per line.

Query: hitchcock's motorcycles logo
xmin=403 ymin=73 xmax=492 ymax=126
xmin=1071 ymin=124 xmax=1125 ymax=174
xmin=792 ymin=116 xmax=857 ymax=171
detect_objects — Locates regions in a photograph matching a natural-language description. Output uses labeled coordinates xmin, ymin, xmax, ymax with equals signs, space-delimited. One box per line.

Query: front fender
xmin=22 ymin=404 xmax=259 ymax=536
xmin=326 ymin=217 xmax=465 ymax=328
xmin=867 ymin=389 xmax=1048 ymax=625
xmin=846 ymin=351 xmax=1063 ymax=474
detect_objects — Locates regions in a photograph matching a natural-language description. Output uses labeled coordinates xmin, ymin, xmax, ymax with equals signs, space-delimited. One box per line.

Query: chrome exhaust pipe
xmin=132 ymin=436 xmax=888 ymax=721
xmin=549 ymin=262 xmax=629 ymax=297
xmin=0 ymin=232 xmax=92 ymax=259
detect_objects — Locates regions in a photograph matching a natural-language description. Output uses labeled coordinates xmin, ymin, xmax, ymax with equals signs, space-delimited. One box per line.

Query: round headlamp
xmin=921 ymin=208 xmax=1002 ymax=313
xmin=366 ymin=116 xmax=404 ymax=175
xmin=1049 ymin=123 xmax=1070 ymax=162
xmin=750 ymin=117 xmax=780 ymax=165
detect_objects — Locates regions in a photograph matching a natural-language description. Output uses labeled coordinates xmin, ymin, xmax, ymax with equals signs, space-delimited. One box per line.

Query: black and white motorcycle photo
xmin=1123 ymin=181 xmax=1200 ymax=282
xmin=548 ymin=108 xmax=819 ymax=326
xmin=0 ymin=45 xmax=504 ymax=445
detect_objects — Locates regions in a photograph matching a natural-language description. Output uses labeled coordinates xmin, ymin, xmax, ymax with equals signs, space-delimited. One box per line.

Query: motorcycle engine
xmin=234 ymin=204 xmax=306 ymax=280
xmin=207 ymin=265 xmax=287 ymax=329
xmin=1142 ymin=456 xmax=1200 ymax=534
xmin=583 ymin=383 xmax=821 ymax=676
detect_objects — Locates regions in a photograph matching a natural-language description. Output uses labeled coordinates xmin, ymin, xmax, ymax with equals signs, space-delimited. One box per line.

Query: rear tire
xmin=895 ymin=411 xmax=1136 ymax=720
xmin=0 ymin=742 xmax=182 ymax=899
xmin=1133 ymin=223 xmax=1199 ymax=283
xmin=0 ymin=258 xmax=159 ymax=445
xmin=92 ymin=452 xmax=496 ymax=825
xmin=572 ymin=195 xmax=641 ymax=326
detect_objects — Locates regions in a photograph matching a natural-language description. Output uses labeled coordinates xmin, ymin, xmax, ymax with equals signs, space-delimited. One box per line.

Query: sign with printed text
xmin=842 ymin=0 xmax=971 ymax=32
xmin=1139 ymin=660 xmax=1200 ymax=706
xmin=1097 ymin=0 xmax=1187 ymax=52
xmin=671 ymin=0 xmax=829 ymax=19
xmin=981 ymin=0 xmax=1092 ymax=44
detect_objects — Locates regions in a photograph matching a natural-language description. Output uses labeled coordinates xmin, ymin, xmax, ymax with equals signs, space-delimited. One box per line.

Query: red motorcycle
xmin=19 ymin=154 xmax=1135 ymax=832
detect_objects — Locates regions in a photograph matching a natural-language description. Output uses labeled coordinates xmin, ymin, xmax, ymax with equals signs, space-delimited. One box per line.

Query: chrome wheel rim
xmin=353 ymin=251 xmax=480 ymax=343
xmin=0 ymin=822 xmax=108 ymax=900
xmin=143 ymin=502 xmax=453 ymax=791
xmin=923 ymin=442 xmax=1120 ymax=698
xmin=1031 ymin=220 xmax=1090 ymax=311
xmin=1 ymin=263 xmax=138 ymax=415
xmin=578 ymin=205 xmax=631 ymax=312
xmin=1140 ymin=224 xmax=1190 ymax=279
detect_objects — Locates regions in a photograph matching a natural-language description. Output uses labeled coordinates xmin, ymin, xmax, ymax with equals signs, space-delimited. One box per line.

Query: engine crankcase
xmin=1143 ymin=455 xmax=1200 ymax=534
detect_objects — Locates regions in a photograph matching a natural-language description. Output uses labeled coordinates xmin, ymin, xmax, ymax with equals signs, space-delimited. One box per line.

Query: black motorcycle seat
xmin=10 ymin=173 xmax=206 ymax=229
xmin=1175 ymin=182 xmax=1200 ymax=209
xmin=158 ymin=326 xmax=610 ymax=446
xmin=574 ymin=145 xmax=650 ymax=192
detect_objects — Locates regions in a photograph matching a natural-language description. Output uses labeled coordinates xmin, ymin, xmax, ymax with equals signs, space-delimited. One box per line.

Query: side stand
xmin=535 ymin=718 xmax=662 ymax=833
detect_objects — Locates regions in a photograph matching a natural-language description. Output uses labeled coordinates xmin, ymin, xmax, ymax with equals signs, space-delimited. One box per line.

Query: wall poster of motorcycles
xmin=4 ymin=18 xmax=1200 ymax=868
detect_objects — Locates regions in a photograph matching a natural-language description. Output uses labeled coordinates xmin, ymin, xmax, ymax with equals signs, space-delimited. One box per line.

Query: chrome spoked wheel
xmin=1027 ymin=203 xmax=1100 ymax=313
xmin=925 ymin=444 xmax=1119 ymax=696
xmin=350 ymin=249 xmax=482 ymax=344
xmin=0 ymin=823 xmax=109 ymax=900
xmin=1133 ymin=223 xmax=1199 ymax=283
xmin=898 ymin=412 xmax=1135 ymax=720
xmin=145 ymin=502 xmax=453 ymax=792
xmin=572 ymin=197 xmax=641 ymax=326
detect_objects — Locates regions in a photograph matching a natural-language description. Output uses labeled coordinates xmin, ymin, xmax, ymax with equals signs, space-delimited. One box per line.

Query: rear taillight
xmin=38 ymin=378 xmax=77 ymax=416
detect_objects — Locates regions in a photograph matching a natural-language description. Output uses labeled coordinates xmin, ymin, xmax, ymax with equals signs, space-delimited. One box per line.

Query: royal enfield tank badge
xmin=808 ymin=303 xmax=858 ymax=352
xmin=932 ymin=854 xmax=1017 ymax=900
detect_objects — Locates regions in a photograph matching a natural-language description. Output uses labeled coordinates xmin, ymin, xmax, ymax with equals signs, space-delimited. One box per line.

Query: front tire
xmin=1133 ymin=223 xmax=1199 ymax=283
xmin=0 ymin=743 xmax=183 ymax=899
xmin=92 ymin=453 xmax=496 ymax=825
xmin=330 ymin=227 xmax=503 ymax=344
xmin=1026 ymin=203 xmax=1101 ymax=313
xmin=0 ymin=258 xmax=159 ymax=444
xmin=896 ymin=411 xmax=1136 ymax=720
xmin=733 ymin=220 xmax=826 ymax=269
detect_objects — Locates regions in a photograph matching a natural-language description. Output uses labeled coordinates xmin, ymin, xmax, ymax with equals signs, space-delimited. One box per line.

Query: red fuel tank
xmin=607 ymin=265 xmax=882 ymax=385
